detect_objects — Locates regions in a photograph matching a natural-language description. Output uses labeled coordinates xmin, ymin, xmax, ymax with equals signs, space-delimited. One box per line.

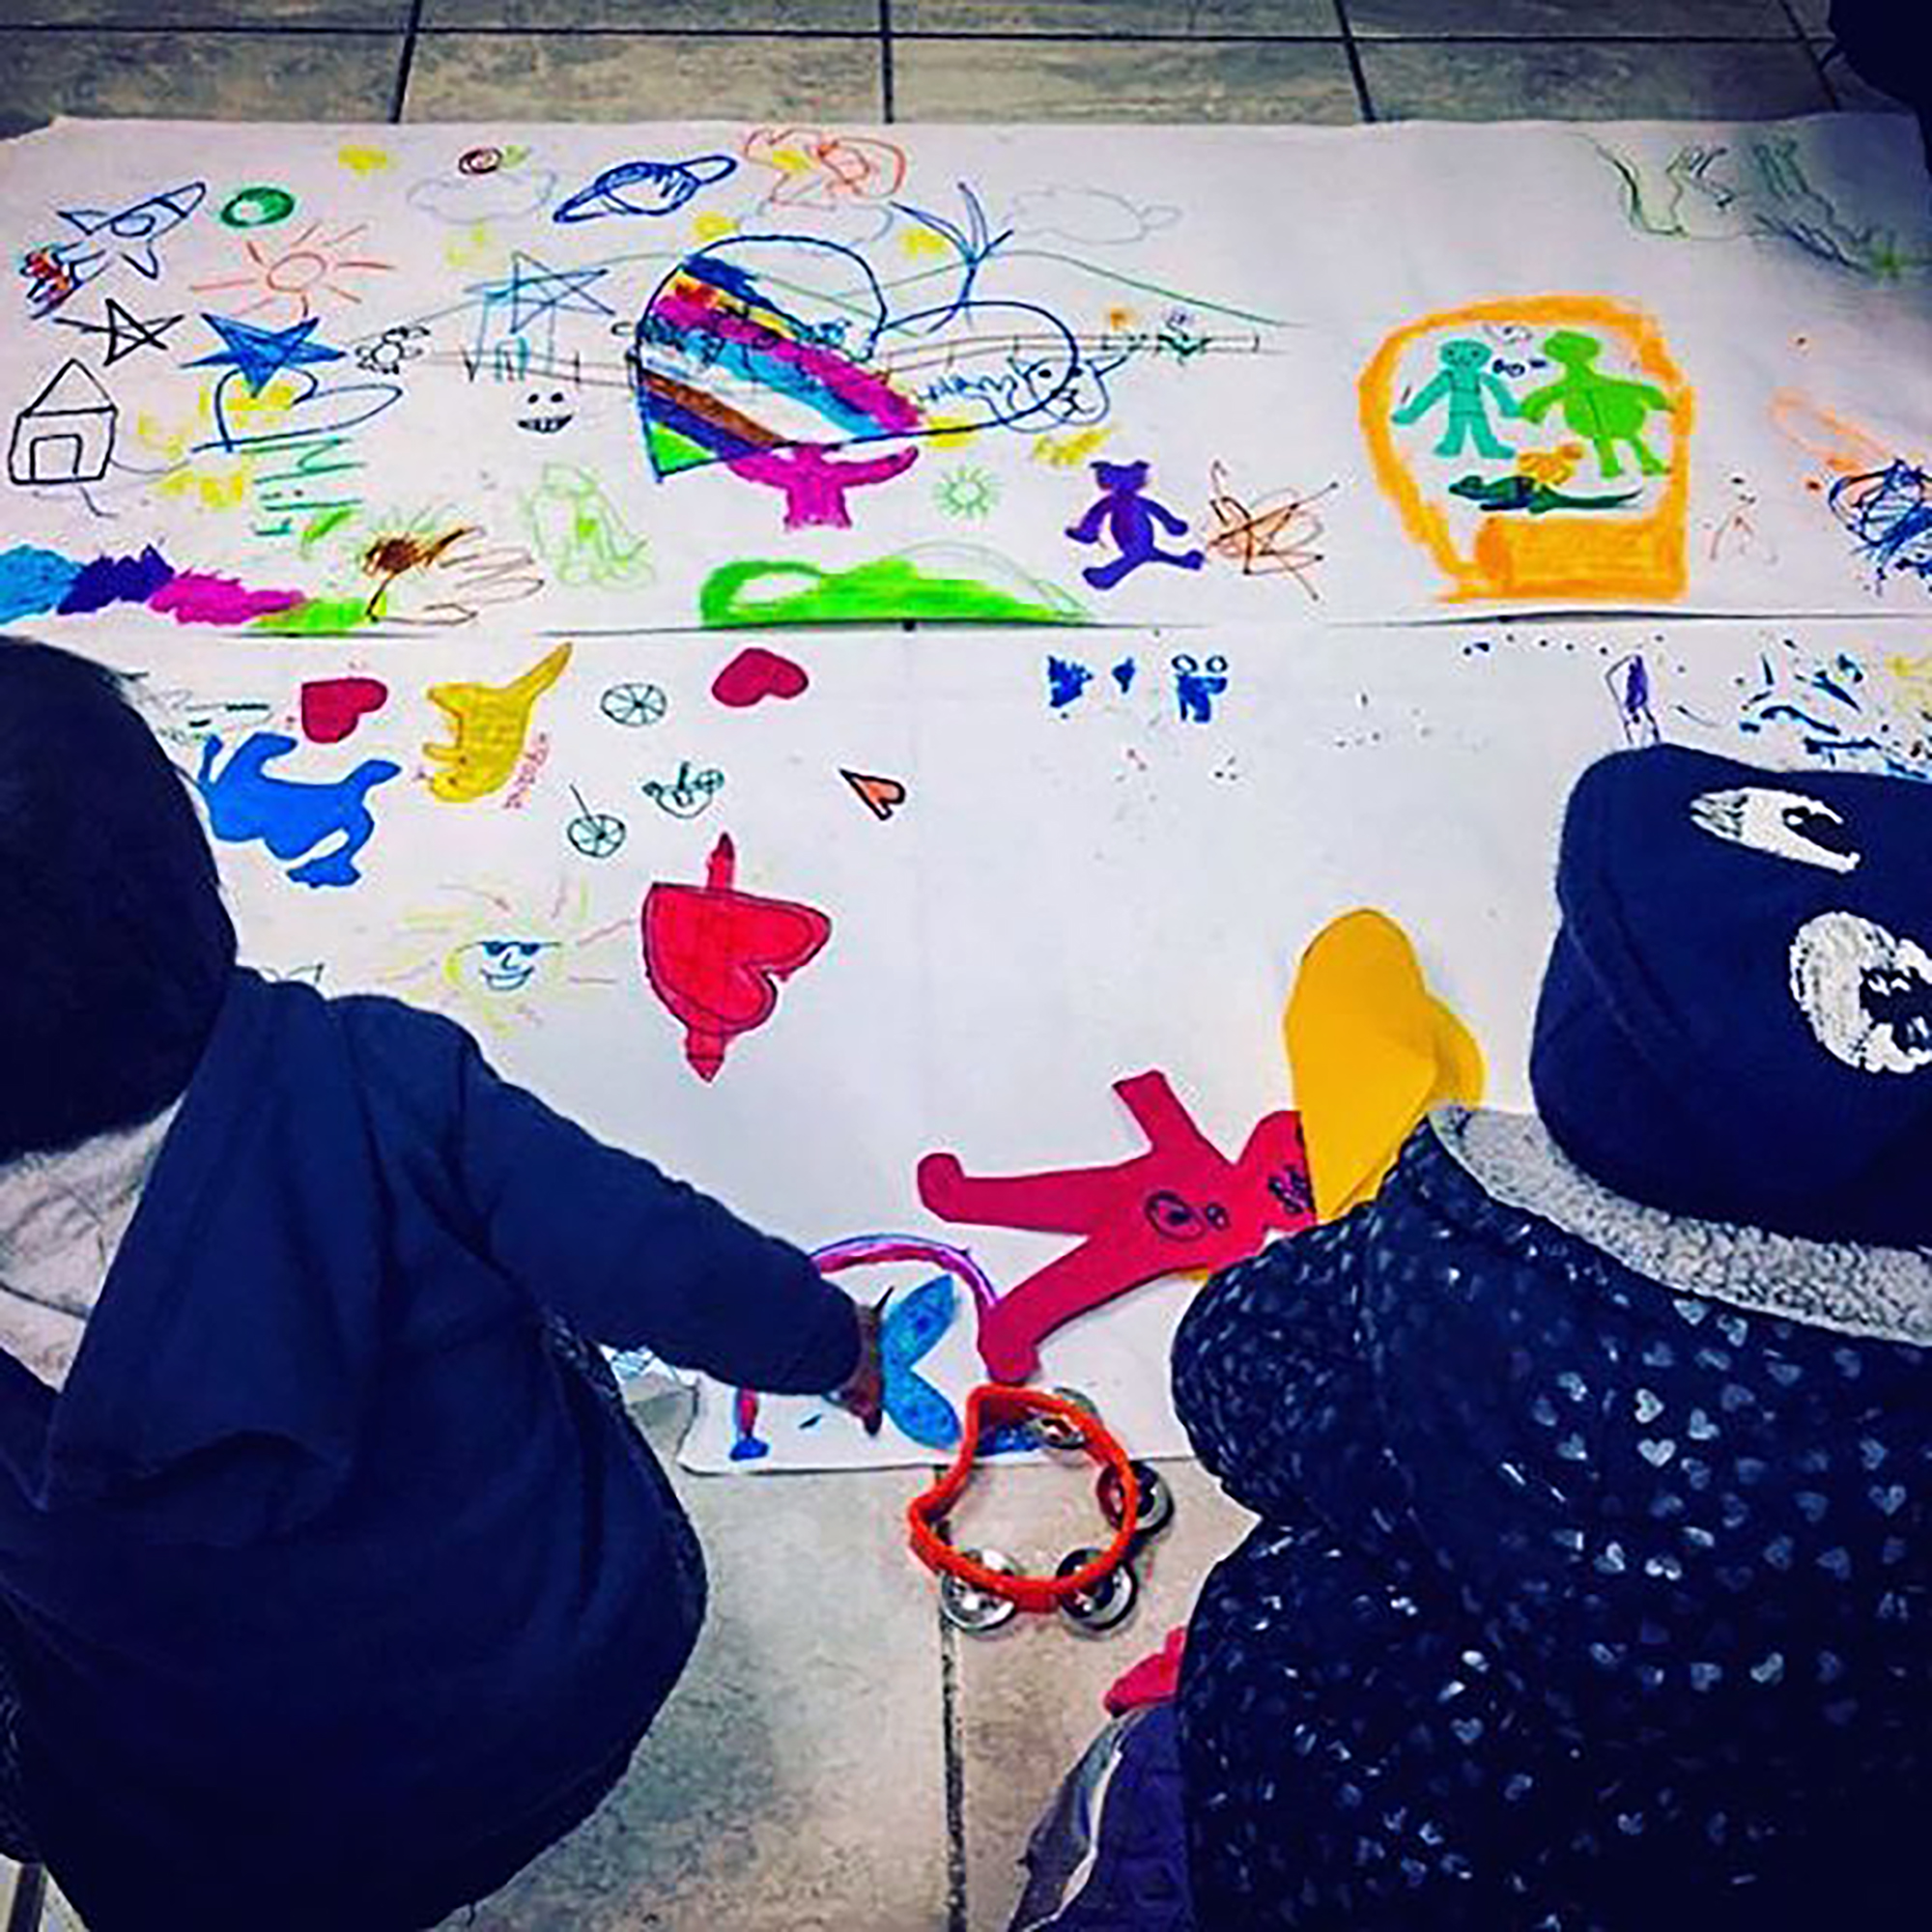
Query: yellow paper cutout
xmin=424 ymin=642 xmax=573 ymax=804
xmin=1358 ymin=295 xmax=1694 ymax=605
xmin=1286 ymin=909 xmax=1485 ymax=1222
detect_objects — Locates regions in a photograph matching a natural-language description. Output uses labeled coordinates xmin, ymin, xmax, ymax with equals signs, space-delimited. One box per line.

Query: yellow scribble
xmin=424 ymin=642 xmax=574 ymax=804
xmin=139 ymin=380 xmax=298 ymax=510
xmin=337 ymin=143 xmax=392 ymax=177
xmin=1032 ymin=427 xmax=1112 ymax=469
xmin=1359 ymin=295 xmax=1693 ymax=604
xmin=1888 ymin=652 xmax=1932 ymax=723
xmin=1106 ymin=304 xmax=1137 ymax=331
xmin=693 ymin=212 xmax=738 ymax=244
xmin=923 ymin=412 xmax=981 ymax=449
xmin=1516 ymin=441 xmax=1586 ymax=487
xmin=901 ymin=225 xmax=952 ymax=260
xmin=444 ymin=222 xmax=498 ymax=271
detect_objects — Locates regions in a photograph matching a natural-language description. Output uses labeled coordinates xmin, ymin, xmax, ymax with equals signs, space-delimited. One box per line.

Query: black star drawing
xmin=52 ymin=296 xmax=186 ymax=368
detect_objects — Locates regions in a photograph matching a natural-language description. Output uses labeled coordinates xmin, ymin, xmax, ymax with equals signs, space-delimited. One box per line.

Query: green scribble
xmin=699 ymin=551 xmax=1088 ymax=628
xmin=522 ymin=463 xmax=653 ymax=587
xmin=251 ymin=595 xmax=372 ymax=636
xmin=932 ymin=464 xmax=1001 ymax=520
xmin=299 ymin=506 xmax=359 ymax=553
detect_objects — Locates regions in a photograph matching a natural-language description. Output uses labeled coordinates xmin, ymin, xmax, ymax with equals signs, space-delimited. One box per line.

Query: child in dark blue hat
xmin=0 ymin=640 xmax=882 ymax=1931
xmin=1170 ymin=745 xmax=1932 ymax=1929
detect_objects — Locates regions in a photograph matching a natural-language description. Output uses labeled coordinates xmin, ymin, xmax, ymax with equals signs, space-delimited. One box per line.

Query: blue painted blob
xmin=1048 ymin=655 xmax=1094 ymax=710
xmin=1112 ymin=657 xmax=1138 ymax=694
xmin=58 ymin=545 xmax=175 ymax=616
xmin=881 ymin=1274 xmax=961 ymax=1450
xmin=0 ymin=545 xmax=82 ymax=624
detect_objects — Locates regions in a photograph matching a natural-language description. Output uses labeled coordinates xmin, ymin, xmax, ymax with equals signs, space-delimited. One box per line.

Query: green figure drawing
xmin=1518 ymin=331 xmax=1674 ymax=480
xmin=1391 ymin=339 xmax=1520 ymax=461
xmin=1449 ymin=472 xmax=1639 ymax=515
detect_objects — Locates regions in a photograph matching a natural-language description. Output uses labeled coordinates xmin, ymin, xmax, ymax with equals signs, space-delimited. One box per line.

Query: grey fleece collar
xmin=1430 ymin=1106 xmax=1932 ymax=1350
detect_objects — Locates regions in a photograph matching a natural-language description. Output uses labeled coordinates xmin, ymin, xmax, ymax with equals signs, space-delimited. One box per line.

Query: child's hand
xmin=828 ymin=1295 xmax=886 ymax=1435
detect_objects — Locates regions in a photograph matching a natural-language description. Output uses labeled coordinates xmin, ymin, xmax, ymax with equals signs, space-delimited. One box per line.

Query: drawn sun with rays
xmin=382 ymin=879 xmax=626 ymax=1035
xmin=191 ymin=218 xmax=394 ymax=325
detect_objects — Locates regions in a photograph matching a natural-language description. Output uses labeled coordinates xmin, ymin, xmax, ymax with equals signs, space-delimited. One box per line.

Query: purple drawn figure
xmin=725 ymin=441 xmax=920 ymax=530
xmin=1065 ymin=459 xmax=1205 ymax=591
xmin=194 ymin=731 xmax=400 ymax=889
xmin=1607 ymin=651 xmax=1662 ymax=747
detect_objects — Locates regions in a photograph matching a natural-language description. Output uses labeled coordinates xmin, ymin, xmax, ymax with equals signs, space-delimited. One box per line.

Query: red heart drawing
xmin=711 ymin=646 xmax=809 ymax=709
xmin=300 ymin=676 xmax=390 ymax=745
xmin=642 ymin=834 xmax=832 ymax=1081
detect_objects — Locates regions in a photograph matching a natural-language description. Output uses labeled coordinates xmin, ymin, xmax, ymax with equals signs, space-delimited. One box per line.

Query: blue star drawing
xmin=189 ymin=314 xmax=343 ymax=396
xmin=468 ymin=251 xmax=613 ymax=359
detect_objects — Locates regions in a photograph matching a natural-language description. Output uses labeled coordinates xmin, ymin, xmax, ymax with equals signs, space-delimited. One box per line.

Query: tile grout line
xmin=939 ymin=1612 xmax=969 ymax=1932
xmin=880 ymin=0 xmax=897 ymax=125
xmin=1778 ymin=0 xmax=1845 ymax=106
xmin=388 ymin=0 xmax=426 ymax=126
xmin=1332 ymin=0 xmax=1377 ymax=124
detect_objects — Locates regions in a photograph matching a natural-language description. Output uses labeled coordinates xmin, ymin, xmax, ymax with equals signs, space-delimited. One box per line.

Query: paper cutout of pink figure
xmin=918 ymin=1071 xmax=1314 ymax=1383
xmin=641 ymin=833 xmax=832 ymax=1081
xmin=726 ymin=441 xmax=919 ymax=528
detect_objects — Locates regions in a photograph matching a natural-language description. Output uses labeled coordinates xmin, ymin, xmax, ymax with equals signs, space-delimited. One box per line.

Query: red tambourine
xmin=908 ymin=1384 xmax=1171 ymax=1634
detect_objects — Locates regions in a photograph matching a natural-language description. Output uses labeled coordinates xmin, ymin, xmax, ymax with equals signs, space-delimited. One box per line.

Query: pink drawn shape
xmin=712 ymin=646 xmax=810 ymax=709
xmin=725 ymin=442 xmax=921 ymax=529
xmin=918 ymin=1071 xmax=1315 ymax=1384
xmin=641 ymin=832 xmax=832 ymax=1081
xmin=300 ymin=676 xmax=390 ymax=745
xmin=146 ymin=573 xmax=306 ymax=626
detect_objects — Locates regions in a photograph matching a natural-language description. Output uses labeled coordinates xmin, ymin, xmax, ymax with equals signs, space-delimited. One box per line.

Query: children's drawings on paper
xmin=918 ymin=1071 xmax=1314 ymax=1383
xmin=1202 ymin=462 xmax=1332 ymax=595
xmin=21 ymin=181 xmax=207 ymax=318
xmin=840 ymin=770 xmax=907 ymax=820
xmin=699 ymin=550 xmax=1086 ymax=628
xmin=423 ymin=641 xmax=573 ymax=804
xmin=712 ymin=645 xmax=809 ymax=708
xmin=1173 ymin=653 xmax=1229 ymax=724
xmin=1606 ymin=652 xmax=1662 ymax=747
xmin=640 ymin=834 xmax=832 ymax=1081
xmin=565 ymin=785 xmax=628 ymax=860
xmin=553 ymin=155 xmax=737 ymax=225
xmin=193 ymin=730 xmax=400 ymax=888
xmin=191 ymin=219 xmax=394 ymax=326
xmin=8 ymin=361 xmax=117 ymax=489
xmin=1065 ymin=459 xmax=1204 ymax=590
xmin=600 ymin=680 xmax=668 ymax=727
xmin=1362 ymin=296 xmax=1693 ymax=605
xmin=299 ymin=675 xmax=388 ymax=745
xmin=50 ymin=296 xmax=185 ymax=369
xmin=384 ymin=879 xmax=625 ymax=1033
xmin=640 ymin=760 xmax=726 ymax=818
xmin=1713 ymin=638 xmax=1932 ymax=781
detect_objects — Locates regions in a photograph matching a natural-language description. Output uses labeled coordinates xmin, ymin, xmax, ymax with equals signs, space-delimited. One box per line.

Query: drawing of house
xmin=8 ymin=358 xmax=117 ymax=487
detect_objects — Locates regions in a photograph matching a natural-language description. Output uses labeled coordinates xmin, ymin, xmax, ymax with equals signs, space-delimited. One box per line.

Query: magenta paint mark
xmin=148 ymin=572 xmax=307 ymax=625
xmin=711 ymin=645 xmax=810 ymax=708
xmin=725 ymin=443 xmax=920 ymax=529
xmin=651 ymin=286 xmax=922 ymax=434
xmin=300 ymin=676 xmax=389 ymax=745
xmin=810 ymin=1234 xmax=1000 ymax=1318
xmin=58 ymin=546 xmax=176 ymax=615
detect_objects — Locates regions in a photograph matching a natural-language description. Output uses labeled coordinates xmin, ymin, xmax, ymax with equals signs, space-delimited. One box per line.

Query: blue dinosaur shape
xmin=195 ymin=731 xmax=401 ymax=889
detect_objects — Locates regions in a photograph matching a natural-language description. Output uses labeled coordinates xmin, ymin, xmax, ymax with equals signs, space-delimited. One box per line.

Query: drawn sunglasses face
xmin=456 ymin=936 xmax=558 ymax=994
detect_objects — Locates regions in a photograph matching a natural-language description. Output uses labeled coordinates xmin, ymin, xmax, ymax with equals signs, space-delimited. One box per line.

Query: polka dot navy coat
xmin=1171 ymin=1106 xmax=1932 ymax=1930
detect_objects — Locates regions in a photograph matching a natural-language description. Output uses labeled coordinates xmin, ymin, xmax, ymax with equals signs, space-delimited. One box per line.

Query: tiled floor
xmin=0 ymin=0 xmax=1905 ymax=131
xmin=0 ymin=4 xmax=1909 ymax=1928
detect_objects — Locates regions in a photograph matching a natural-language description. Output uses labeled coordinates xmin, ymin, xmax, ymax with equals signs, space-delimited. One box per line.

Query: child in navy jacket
xmin=1174 ymin=748 xmax=1932 ymax=1929
xmin=0 ymin=640 xmax=878 ymax=1930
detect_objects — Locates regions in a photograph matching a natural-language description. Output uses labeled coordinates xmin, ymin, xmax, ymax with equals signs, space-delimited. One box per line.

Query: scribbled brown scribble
xmin=1203 ymin=461 xmax=1335 ymax=598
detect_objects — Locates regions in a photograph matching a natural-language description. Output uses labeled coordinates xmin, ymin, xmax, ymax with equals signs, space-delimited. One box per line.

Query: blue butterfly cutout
xmin=882 ymin=1274 xmax=962 ymax=1450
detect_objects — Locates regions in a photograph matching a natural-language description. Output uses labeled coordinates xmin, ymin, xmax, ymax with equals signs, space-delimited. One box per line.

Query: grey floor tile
xmin=404 ymin=30 xmax=884 ymax=120
xmin=459 ymin=1393 xmax=950 ymax=1930
xmin=421 ymin=0 xmax=877 ymax=26
xmin=895 ymin=34 xmax=1360 ymax=121
xmin=0 ymin=28 xmax=401 ymax=132
xmin=1786 ymin=0 xmax=1832 ymax=31
xmin=8 ymin=1 xmax=406 ymax=21
xmin=896 ymin=1 xmax=1336 ymax=34
xmin=1348 ymin=0 xmax=1793 ymax=35
xmin=1362 ymin=38 xmax=1832 ymax=121
xmin=947 ymin=1457 xmax=1256 ymax=1930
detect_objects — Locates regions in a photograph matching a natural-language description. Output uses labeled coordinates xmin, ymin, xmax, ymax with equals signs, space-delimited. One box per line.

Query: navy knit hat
xmin=1531 ymin=745 xmax=1932 ymax=1245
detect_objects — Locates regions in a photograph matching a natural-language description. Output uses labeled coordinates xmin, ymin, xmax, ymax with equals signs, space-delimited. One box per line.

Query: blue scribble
xmin=1606 ymin=651 xmax=1661 ymax=747
xmin=0 ymin=544 xmax=82 ymax=623
xmin=60 ymin=545 xmax=174 ymax=615
xmin=189 ymin=314 xmax=342 ymax=397
xmin=1112 ymin=657 xmax=1138 ymax=694
xmin=1730 ymin=641 xmax=1932 ymax=782
xmin=554 ymin=155 xmax=736 ymax=224
xmin=1048 ymin=656 xmax=1094 ymax=710
xmin=1830 ymin=460 xmax=1932 ymax=590
xmin=194 ymin=732 xmax=401 ymax=889
xmin=1173 ymin=652 xmax=1230 ymax=724
xmin=881 ymin=1274 xmax=961 ymax=1450
xmin=890 ymin=183 xmax=1014 ymax=328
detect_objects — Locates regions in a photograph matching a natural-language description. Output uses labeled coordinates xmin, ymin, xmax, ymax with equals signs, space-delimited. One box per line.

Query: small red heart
xmin=712 ymin=647 xmax=809 ymax=709
xmin=301 ymin=676 xmax=390 ymax=745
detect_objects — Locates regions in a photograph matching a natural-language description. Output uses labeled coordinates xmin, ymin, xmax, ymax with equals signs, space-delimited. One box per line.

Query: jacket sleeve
xmin=1172 ymin=1211 xmax=1389 ymax=1527
xmin=362 ymin=1000 xmax=860 ymax=1392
